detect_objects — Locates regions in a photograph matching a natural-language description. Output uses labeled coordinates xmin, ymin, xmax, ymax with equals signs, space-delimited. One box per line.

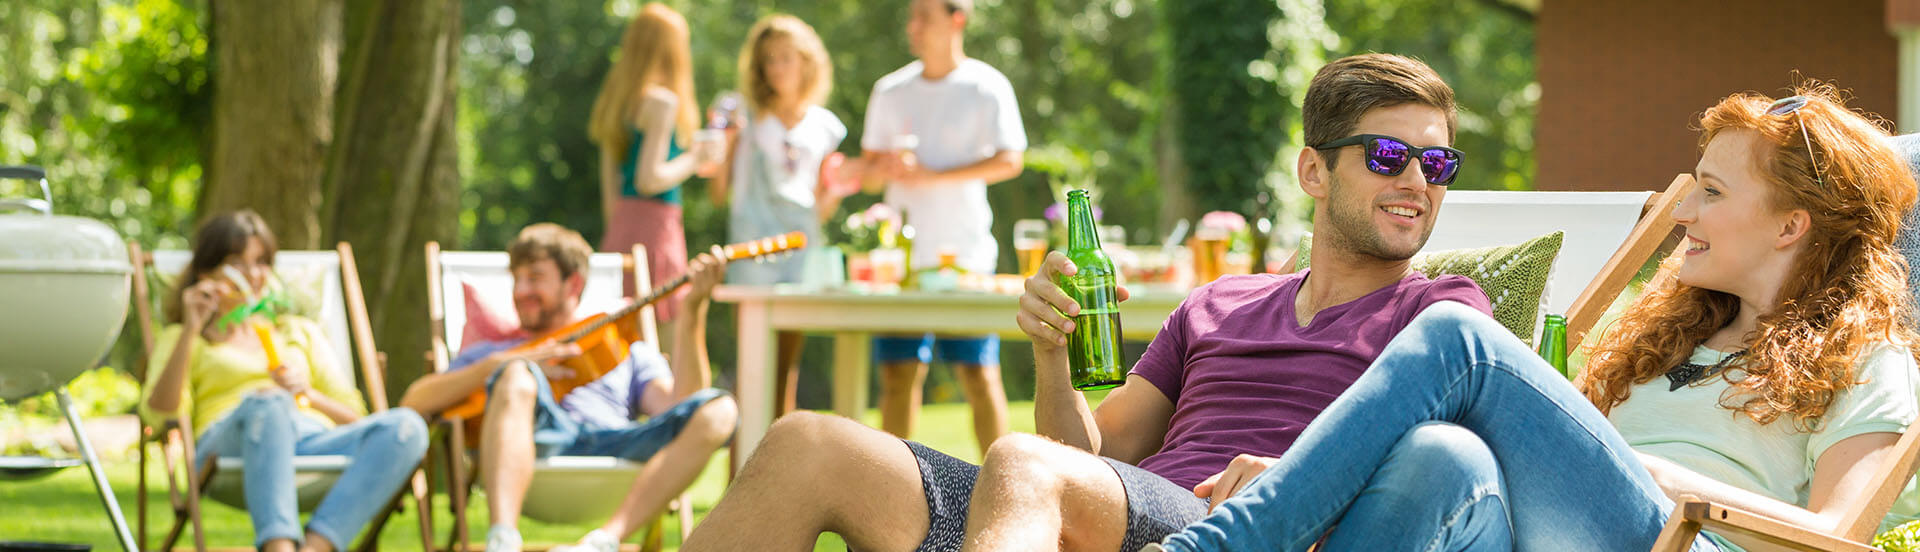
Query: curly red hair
xmin=1578 ymin=82 xmax=1919 ymax=430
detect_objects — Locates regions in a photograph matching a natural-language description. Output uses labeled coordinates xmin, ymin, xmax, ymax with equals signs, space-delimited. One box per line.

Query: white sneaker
xmin=551 ymin=529 xmax=618 ymax=552
xmin=484 ymin=525 xmax=522 ymax=552
xmin=1140 ymin=544 xmax=1166 ymax=552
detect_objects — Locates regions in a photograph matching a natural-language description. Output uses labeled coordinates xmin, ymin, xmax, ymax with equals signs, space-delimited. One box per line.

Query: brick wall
xmin=1537 ymin=0 xmax=1899 ymax=191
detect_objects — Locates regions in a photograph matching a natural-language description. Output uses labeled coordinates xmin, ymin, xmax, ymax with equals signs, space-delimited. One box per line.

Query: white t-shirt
xmin=1610 ymin=342 xmax=1920 ymax=546
xmin=726 ymin=106 xmax=847 ymax=285
xmin=862 ymin=58 xmax=1027 ymax=272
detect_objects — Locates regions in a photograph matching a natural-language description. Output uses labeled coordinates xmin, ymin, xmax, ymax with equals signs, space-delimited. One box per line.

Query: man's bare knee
xmin=751 ymin=412 xmax=860 ymax=465
xmin=979 ymin=433 xmax=1078 ymax=486
xmin=490 ymin=362 xmax=538 ymax=406
xmin=683 ymin=395 xmax=738 ymax=449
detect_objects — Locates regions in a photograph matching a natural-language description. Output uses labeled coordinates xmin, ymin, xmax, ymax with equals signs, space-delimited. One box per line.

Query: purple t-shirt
xmin=1131 ymin=270 xmax=1492 ymax=489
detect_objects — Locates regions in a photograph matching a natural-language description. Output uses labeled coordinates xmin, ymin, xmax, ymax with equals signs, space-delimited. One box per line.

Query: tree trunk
xmin=204 ymin=0 xmax=338 ymax=249
xmin=321 ymin=0 xmax=461 ymax=400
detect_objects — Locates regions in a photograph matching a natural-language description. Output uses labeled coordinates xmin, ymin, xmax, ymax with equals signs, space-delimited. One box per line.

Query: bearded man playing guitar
xmin=400 ymin=223 xmax=737 ymax=552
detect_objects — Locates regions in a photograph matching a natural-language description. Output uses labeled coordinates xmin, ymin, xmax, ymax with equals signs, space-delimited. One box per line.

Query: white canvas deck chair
xmin=130 ymin=242 xmax=432 ymax=552
xmin=424 ymin=242 xmax=689 ymax=552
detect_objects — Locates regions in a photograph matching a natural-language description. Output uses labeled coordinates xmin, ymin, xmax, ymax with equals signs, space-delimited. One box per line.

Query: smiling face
xmin=1672 ymin=129 xmax=1808 ymax=298
xmin=510 ymin=257 xmax=582 ymax=335
xmin=1308 ymin=103 xmax=1452 ymax=262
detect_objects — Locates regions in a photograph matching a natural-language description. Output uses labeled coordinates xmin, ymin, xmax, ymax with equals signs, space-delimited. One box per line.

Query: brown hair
xmin=738 ymin=15 xmax=833 ymax=116
xmin=588 ymin=3 xmax=699 ymax=157
xmin=1302 ymin=53 xmax=1458 ymax=165
xmin=507 ymin=223 xmax=593 ymax=283
xmin=167 ymin=210 xmax=278 ymax=323
xmin=1580 ymin=82 xmax=1920 ymax=430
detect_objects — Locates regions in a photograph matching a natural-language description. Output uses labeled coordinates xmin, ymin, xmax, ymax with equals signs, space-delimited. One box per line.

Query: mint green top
xmin=1610 ymin=343 xmax=1920 ymax=549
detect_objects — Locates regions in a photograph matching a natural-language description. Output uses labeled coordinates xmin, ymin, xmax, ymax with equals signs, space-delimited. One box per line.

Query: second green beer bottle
xmin=1537 ymin=313 xmax=1569 ymax=379
xmin=1058 ymin=189 xmax=1125 ymax=390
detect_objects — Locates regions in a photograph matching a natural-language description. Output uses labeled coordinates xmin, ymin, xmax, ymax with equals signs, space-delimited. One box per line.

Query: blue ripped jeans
xmin=1158 ymin=302 xmax=1724 ymax=552
xmin=195 ymin=391 xmax=429 ymax=549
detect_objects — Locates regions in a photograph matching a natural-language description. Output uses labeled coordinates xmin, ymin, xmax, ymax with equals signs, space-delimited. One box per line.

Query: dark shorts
xmin=902 ymin=440 xmax=1208 ymax=552
xmin=484 ymin=361 xmax=730 ymax=461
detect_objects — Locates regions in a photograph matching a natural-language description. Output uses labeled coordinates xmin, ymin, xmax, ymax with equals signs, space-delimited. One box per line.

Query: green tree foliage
xmin=1161 ymin=0 xmax=1288 ymax=215
xmin=0 ymin=0 xmax=205 ymax=247
xmin=10 ymin=0 xmax=1540 ymax=408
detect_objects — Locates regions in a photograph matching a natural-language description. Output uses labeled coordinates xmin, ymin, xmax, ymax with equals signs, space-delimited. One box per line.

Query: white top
xmin=862 ymin=58 xmax=1027 ymax=272
xmin=1610 ymin=342 xmax=1920 ymax=542
xmin=727 ymin=106 xmax=847 ymax=285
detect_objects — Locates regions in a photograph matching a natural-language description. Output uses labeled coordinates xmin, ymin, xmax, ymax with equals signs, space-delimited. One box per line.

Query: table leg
xmin=832 ymin=332 xmax=872 ymax=422
xmin=733 ymin=300 xmax=775 ymax=472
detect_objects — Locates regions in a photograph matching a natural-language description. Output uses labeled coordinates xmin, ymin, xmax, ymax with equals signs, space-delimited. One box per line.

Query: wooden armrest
xmin=1675 ymin=500 xmax=1878 ymax=552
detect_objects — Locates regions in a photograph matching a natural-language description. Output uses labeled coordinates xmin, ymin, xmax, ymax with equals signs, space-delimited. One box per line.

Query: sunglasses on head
xmin=1766 ymin=95 xmax=1827 ymax=187
xmin=1312 ymin=134 xmax=1464 ymax=185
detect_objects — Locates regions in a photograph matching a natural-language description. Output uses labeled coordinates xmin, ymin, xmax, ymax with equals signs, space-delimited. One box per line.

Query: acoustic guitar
xmin=443 ymin=231 xmax=806 ymax=420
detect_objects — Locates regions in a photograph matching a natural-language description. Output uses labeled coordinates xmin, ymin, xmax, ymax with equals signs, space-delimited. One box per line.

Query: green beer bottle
xmin=1537 ymin=313 xmax=1570 ymax=379
xmin=1058 ymin=189 xmax=1125 ymax=390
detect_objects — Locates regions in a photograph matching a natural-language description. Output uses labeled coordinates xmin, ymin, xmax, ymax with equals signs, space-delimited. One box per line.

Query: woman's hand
xmin=269 ymin=363 xmax=311 ymax=395
xmin=182 ymin=278 xmax=227 ymax=329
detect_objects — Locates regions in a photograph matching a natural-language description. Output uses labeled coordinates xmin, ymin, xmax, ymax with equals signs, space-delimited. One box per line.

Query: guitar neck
xmin=553 ymin=231 xmax=804 ymax=344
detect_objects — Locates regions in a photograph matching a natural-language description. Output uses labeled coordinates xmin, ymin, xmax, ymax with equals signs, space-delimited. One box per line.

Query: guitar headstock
xmin=722 ymin=231 xmax=808 ymax=261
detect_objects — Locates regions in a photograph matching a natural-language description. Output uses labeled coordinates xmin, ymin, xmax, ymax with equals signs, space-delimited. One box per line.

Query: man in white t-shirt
xmin=856 ymin=0 xmax=1027 ymax=454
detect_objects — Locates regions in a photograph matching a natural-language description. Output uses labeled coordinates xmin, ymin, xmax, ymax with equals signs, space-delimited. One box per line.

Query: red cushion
xmin=461 ymin=280 xmax=526 ymax=345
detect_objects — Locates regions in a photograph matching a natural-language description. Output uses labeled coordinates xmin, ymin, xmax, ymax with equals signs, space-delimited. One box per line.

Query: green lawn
xmin=0 ymin=400 xmax=1047 ymax=551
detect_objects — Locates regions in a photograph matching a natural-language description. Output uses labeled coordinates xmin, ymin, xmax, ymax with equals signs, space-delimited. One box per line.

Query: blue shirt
xmin=619 ymin=129 xmax=684 ymax=204
xmin=450 ymin=338 xmax=672 ymax=429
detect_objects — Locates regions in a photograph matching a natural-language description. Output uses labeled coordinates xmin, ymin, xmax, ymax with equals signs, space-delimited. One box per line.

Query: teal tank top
xmin=619 ymin=128 xmax=684 ymax=204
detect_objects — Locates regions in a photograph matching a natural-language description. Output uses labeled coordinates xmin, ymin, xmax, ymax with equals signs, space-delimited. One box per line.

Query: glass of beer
xmin=1013 ymin=219 xmax=1049 ymax=277
xmin=1191 ymin=226 xmax=1230 ymax=285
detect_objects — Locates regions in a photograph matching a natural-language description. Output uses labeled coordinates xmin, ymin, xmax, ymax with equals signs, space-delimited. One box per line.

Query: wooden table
xmin=711 ymin=284 xmax=1189 ymax=470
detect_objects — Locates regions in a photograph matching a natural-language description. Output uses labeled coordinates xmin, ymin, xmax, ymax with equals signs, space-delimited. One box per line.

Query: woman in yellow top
xmin=142 ymin=210 xmax=427 ymax=552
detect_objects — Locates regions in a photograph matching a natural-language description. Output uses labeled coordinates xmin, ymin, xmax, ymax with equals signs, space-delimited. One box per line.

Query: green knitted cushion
xmin=1292 ymin=231 xmax=1564 ymax=344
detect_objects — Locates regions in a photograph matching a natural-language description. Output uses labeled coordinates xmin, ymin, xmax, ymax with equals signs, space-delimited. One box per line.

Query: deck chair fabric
xmin=424 ymin=242 xmax=687 ymax=552
xmin=130 ymin=242 xmax=431 ymax=552
xmin=1650 ymin=134 xmax=1920 ymax=551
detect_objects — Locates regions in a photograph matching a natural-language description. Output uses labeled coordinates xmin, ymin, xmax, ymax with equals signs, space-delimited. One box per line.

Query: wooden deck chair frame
xmin=422 ymin=242 xmax=691 ymax=552
xmin=128 ymin=241 xmax=433 ymax=552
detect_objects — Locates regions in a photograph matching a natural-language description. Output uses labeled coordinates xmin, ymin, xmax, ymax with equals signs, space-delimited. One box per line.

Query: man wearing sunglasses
xmin=683 ymin=53 xmax=1495 ymax=551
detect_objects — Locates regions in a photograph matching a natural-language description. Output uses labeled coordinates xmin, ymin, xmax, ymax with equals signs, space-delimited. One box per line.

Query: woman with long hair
xmin=1150 ymin=84 xmax=1920 ymax=551
xmin=587 ymin=2 xmax=715 ymax=324
xmin=708 ymin=13 xmax=855 ymax=414
xmin=143 ymin=211 xmax=428 ymax=552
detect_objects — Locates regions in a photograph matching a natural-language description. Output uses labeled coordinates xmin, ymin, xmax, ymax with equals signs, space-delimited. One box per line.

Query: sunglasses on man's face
xmin=1312 ymin=134 xmax=1464 ymax=185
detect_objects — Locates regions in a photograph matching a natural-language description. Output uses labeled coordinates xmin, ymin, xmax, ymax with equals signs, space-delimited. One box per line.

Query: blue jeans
xmin=195 ymin=391 xmax=429 ymax=549
xmin=1158 ymin=302 xmax=1724 ymax=552
xmin=485 ymin=361 xmax=734 ymax=460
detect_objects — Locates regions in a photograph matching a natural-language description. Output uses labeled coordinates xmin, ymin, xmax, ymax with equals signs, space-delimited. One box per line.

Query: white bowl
xmin=0 ymin=212 xmax=131 ymax=401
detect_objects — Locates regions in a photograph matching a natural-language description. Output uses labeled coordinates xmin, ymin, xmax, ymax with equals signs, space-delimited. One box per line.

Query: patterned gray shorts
xmin=901 ymin=440 xmax=1209 ymax=552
